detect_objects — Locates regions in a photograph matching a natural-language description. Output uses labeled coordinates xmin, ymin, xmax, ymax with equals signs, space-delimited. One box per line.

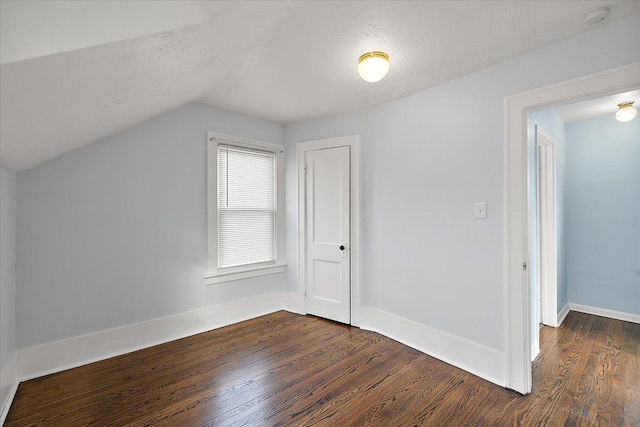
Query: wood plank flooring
xmin=5 ymin=311 xmax=639 ymax=426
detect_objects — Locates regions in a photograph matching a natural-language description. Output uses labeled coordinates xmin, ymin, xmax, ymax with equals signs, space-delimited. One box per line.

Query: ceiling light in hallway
xmin=615 ymin=101 xmax=637 ymax=122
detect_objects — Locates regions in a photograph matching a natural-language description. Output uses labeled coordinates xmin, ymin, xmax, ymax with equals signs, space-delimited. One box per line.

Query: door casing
xmin=297 ymin=135 xmax=361 ymax=326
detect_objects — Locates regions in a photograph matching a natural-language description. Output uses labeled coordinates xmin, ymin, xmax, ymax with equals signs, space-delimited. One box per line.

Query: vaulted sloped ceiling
xmin=1 ymin=0 xmax=639 ymax=171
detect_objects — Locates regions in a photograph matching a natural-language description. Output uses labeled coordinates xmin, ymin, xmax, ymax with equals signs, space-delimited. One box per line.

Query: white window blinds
xmin=218 ymin=145 xmax=276 ymax=270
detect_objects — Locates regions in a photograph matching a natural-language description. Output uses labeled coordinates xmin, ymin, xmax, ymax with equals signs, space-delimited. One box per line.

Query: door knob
xmin=339 ymin=245 xmax=345 ymax=251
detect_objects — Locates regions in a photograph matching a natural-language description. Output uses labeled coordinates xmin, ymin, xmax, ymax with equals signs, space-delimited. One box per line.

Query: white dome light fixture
xmin=615 ymin=101 xmax=637 ymax=122
xmin=358 ymin=51 xmax=389 ymax=83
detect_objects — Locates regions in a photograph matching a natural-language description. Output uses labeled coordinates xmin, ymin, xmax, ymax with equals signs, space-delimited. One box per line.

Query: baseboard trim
xmin=18 ymin=292 xmax=287 ymax=381
xmin=0 ymin=382 xmax=17 ymax=426
xmin=557 ymin=303 xmax=570 ymax=326
xmin=360 ymin=307 xmax=505 ymax=387
xmin=568 ymin=303 xmax=640 ymax=324
xmin=12 ymin=297 xmax=514 ymax=402
xmin=0 ymin=353 xmax=18 ymax=426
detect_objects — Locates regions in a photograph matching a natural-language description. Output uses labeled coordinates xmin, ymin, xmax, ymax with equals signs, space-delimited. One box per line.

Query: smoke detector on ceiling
xmin=584 ymin=7 xmax=609 ymax=26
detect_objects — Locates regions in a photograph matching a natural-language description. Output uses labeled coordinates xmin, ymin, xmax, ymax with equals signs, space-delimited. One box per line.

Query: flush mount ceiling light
xmin=357 ymin=51 xmax=389 ymax=83
xmin=615 ymin=101 xmax=637 ymax=122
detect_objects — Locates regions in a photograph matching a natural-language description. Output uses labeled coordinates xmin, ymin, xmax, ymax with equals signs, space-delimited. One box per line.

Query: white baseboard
xmin=360 ymin=307 xmax=505 ymax=387
xmin=12 ymin=295 xmax=512 ymax=407
xmin=557 ymin=303 xmax=570 ymax=326
xmin=0 ymin=352 xmax=18 ymax=426
xmin=18 ymin=292 xmax=288 ymax=381
xmin=568 ymin=303 xmax=640 ymax=324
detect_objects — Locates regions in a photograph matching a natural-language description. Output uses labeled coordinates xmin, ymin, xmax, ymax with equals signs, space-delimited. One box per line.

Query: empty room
xmin=0 ymin=1 xmax=639 ymax=426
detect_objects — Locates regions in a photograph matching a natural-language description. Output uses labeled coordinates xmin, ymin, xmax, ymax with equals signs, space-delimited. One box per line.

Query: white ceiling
xmin=0 ymin=1 xmax=222 ymax=64
xmin=554 ymin=89 xmax=640 ymax=123
xmin=1 ymin=1 xmax=639 ymax=172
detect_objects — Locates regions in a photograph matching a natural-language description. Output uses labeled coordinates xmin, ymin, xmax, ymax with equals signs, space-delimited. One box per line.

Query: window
xmin=206 ymin=132 xmax=285 ymax=284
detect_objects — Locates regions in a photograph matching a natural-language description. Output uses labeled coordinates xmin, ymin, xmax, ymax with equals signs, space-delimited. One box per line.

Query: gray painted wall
xmin=566 ymin=114 xmax=640 ymax=314
xmin=16 ymin=103 xmax=284 ymax=349
xmin=283 ymin=14 xmax=640 ymax=352
xmin=1 ymin=166 xmax=16 ymax=370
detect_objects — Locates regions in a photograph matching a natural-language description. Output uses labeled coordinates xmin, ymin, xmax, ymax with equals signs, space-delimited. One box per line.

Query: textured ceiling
xmin=1 ymin=1 xmax=640 ymax=171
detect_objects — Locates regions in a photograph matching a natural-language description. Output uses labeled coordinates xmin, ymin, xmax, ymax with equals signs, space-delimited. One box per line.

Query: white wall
xmin=16 ymin=103 xmax=284 ymax=349
xmin=283 ymin=14 xmax=640 ymax=353
xmin=0 ymin=166 xmax=17 ymax=413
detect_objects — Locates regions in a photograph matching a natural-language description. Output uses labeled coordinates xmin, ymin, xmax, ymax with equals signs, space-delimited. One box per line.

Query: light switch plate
xmin=475 ymin=202 xmax=487 ymax=219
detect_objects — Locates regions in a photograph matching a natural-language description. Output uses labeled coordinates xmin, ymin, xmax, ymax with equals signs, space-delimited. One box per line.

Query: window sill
xmin=204 ymin=264 xmax=286 ymax=285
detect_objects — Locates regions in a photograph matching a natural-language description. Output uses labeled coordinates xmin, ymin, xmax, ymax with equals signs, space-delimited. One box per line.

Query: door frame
xmin=504 ymin=61 xmax=640 ymax=394
xmin=535 ymin=126 xmax=558 ymax=328
xmin=297 ymin=135 xmax=362 ymax=326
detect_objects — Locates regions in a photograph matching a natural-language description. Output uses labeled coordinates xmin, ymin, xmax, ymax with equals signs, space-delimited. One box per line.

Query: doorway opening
xmin=505 ymin=61 xmax=640 ymax=394
xmin=528 ymin=88 xmax=640 ymax=362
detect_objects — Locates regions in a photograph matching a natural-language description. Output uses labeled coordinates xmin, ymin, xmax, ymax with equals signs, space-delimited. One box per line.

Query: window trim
xmin=205 ymin=131 xmax=285 ymax=285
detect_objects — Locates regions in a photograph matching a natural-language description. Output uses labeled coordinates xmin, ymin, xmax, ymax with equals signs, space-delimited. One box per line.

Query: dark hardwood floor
xmin=5 ymin=310 xmax=639 ymax=426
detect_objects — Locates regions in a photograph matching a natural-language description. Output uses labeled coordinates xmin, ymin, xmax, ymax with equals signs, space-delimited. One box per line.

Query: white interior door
xmin=304 ymin=146 xmax=351 ymax=323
